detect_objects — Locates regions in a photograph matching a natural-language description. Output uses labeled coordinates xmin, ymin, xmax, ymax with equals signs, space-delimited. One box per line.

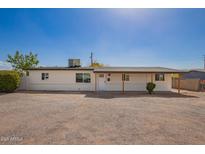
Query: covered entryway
xmin=94 ymin=67 xmax=185 ymax=93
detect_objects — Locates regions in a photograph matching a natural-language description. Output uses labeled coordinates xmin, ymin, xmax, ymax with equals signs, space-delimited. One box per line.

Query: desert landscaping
xmin=0 ymin=90 xmax=205 ymax=144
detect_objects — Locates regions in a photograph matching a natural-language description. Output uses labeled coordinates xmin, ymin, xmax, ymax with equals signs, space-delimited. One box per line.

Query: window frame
xmin=122 ymin=74 xmax=130 ymax=81
xmin=76 ymin=73 xmax=84 ymax=83
xmin=83 ymin=73 xmax=91 ymax=83
xmin=125 ymin=74 xmax=130 ymax=81
xmin=41 ymin=73 xmax=49 ymax=80
xmin=155 ymin=73 xmax=165 ymax=81
xmin=76 ymin=73 xmax=91 ymax=83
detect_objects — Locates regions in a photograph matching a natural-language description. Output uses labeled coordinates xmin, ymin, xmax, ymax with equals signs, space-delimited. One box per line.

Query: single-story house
xmin=22 ymin=65 xmax=184 ymax=92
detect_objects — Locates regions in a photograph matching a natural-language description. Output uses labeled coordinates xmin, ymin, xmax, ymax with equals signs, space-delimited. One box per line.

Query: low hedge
xmin=0 ymin=70 xmax=20 ymax=92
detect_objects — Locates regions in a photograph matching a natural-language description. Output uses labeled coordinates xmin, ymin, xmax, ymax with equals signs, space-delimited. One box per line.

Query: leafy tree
xmin=90 ymin=60 xmax=104 ymax=68
xmin=7 ymin=51 xmax=39 ymax=74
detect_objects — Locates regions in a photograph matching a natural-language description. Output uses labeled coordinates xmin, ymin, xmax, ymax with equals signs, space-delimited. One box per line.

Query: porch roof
xmin=93 ymin=67 xmax=186 ymax=73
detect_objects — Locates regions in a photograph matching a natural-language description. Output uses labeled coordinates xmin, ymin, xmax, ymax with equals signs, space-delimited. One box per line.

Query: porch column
xmin=95 ymin=73 xmax=97 ymax=92
xmin=122 ymin=73 xmax=125 ymax=93
xmin=151 ymin=73 xmax=154 ymax=83
xmin=178 ymin=74 xmax=181 ymax=94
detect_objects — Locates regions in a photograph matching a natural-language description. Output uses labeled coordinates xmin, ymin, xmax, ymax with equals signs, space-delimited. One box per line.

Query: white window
xmin=155 ymin=73 xmax=165 ymax=81
xmin=76 ymin=73 xmax=91 ymax=83
xmin=125 ymin=74 xmax=130 ymax=81
xmin=122 ymin=74 xmax=130 ymax=81
xmin=41 ymin=73 xmax=49 ymax=80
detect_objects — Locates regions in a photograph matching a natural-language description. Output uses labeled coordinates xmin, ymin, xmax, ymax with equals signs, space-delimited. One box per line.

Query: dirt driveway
xmin=0 ymin=90 xmax=205 ymax=144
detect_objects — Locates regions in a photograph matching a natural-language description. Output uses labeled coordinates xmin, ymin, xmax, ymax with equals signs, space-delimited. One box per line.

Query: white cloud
xmin=0 ymin=61 xmax=12 ymax=70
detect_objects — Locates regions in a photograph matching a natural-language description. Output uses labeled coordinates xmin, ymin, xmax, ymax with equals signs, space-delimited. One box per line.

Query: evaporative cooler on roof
xmin=68 ymin=59 xmax=81 ymax=68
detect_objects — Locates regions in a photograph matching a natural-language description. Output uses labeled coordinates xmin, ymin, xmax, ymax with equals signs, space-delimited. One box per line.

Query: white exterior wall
xmin=26 ymin=70 xmax=95 ymax=91
xmin=154 ymin=74 xmax=172 ymax=91
xmin=96 ymin=73 xmax=172 ymax=91
xmin=18 ymin=75 xmax=28 ymax=90
xmin=24 ymin=70 xmax=172 ymax=91
xmin=124 ymin=73 xmax=149 ymax=91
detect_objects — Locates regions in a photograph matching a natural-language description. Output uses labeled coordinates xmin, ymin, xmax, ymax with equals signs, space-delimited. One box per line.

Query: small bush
xmin=0 ymin=70 xmax=20 ymax=92
xmin=146 ymin=82 xmax=156 ymax=94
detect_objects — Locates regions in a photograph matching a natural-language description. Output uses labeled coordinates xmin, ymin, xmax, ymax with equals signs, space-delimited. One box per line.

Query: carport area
xmin=0 ymin=90 xmax=205 ymax=144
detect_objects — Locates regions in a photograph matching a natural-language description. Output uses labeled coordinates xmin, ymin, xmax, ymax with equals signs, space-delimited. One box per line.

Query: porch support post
xmin=122 ymin=73 xmax=125 ymax=93
xmin=95 ymin=73 xmax=97 ymax=92
xmin=178 ymin=74 xmax=181 ymax=94
xmin=151 ymin=73 xmax=154 ymax=83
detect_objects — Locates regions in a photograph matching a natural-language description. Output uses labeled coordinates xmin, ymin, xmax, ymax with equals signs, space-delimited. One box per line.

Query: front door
xmin=98 ymin=74 xmax=106 ymax=91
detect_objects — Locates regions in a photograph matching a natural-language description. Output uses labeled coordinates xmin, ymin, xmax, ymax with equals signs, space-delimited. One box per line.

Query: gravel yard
xmin=0 ymin=90 xmax=205 ymax=144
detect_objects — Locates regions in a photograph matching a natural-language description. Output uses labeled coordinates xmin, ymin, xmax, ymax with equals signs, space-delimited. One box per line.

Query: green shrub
xmin=146 ymin=82 xmax=156 ymax=94
xmin=0 ymin=70 xmax=20 ymax=92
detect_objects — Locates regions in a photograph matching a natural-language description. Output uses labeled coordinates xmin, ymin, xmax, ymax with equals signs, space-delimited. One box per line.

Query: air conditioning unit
xmin=68 ymin=59 xmax=81 ymax=68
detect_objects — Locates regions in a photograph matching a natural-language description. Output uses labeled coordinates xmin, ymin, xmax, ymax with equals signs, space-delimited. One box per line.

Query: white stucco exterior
xmin=22 ymin=69 xmax=172 ymax=91
xmin=26 ymin=70 xmax=95 ymax=91
xmin=95 ymin=73 xmax=172 ymax=91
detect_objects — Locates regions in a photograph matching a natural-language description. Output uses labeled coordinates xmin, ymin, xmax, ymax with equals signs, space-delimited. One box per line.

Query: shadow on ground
xmin=0 ymin=93 xmax=11 ymax=96
xmin=14 ymin=90 xmax=198 ymax=99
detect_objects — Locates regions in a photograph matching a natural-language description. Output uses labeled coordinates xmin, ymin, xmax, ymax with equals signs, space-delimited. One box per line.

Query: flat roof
xmin=28 ymin=67 xmax=94 ymax=71
xmin=93 ymin=67 xmax=186 ymax=73
xmin=28 ymin=66 xmax=186 ymax=73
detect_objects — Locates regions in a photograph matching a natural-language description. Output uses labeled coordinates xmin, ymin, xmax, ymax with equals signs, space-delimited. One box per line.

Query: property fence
xmin=172 ymin=78 xmax=201 ymax=91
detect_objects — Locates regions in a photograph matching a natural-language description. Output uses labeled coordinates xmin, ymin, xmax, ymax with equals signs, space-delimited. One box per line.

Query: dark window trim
xmin=122 ymin=74 xmax=130 ymax=81
xmin=76 ymin=73 xmax=91 ymax=83
xmin=125 ymin=74 xmax=130 ymax=81
xmin=41 ymin=73 xmax=49 ymax=80
xmin=155 ymin=73 xmax=165 ymax=81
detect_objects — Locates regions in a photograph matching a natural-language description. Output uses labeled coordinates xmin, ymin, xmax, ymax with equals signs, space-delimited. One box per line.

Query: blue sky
xmin=0 ymin=9 xmax=205 ymax=69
